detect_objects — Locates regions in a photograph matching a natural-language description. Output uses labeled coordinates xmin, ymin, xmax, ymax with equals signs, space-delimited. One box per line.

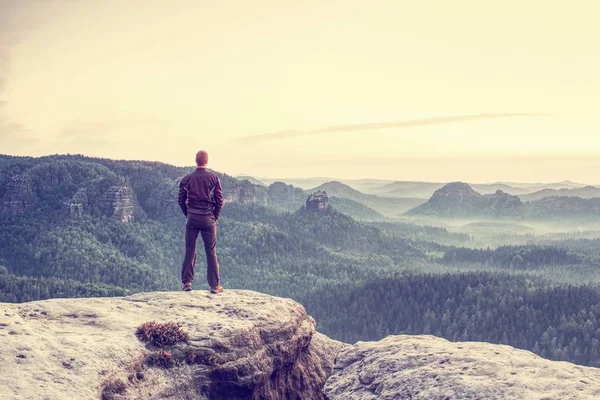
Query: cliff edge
xmin=3 ymin=292 xmax=600 ymax=399
xmin=325 ymin=335 xmax=600 ymax=400
xmin=0 ymin=290 xmax=344 ymax=400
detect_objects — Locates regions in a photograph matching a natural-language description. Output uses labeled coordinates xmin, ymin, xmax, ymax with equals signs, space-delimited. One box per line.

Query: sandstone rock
xmin=64 ymin=188 xmax=89 ymax=217
xmin=1 ymin=174 xmax=35 ymax=215
xmin=99 ymin=181 xmax=135 ymax=222
xmin=325 ymin=335 xmax=600 ymax=400
xmin=0 ymin=290 xmax=344 ymax=400
xmin=306 ymin=191 xmax=329 ymax=211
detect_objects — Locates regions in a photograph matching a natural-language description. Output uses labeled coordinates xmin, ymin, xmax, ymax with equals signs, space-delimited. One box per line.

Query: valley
xmin=2 ymin=154 xmax=600 ymax=370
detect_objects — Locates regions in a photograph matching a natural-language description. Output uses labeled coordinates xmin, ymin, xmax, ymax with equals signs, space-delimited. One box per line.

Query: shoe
xmin=183 ymin=282 xmax=192 ymax=292
xmin=210 ymin=285 xmax=224 ymax=294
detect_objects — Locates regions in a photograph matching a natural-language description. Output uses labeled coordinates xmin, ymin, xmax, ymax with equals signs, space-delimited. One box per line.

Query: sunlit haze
xmin=1 ymin=0 xmax=599 ymax=182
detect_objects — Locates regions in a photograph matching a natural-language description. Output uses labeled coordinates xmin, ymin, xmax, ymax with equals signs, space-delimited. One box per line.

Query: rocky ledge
xmin=0 ymin=290 xmax=344 ymax=400
xmin=3 ymin=292 xmax=600 ymax=400
xmin=325 ymin=335 xmax=600 ymax=400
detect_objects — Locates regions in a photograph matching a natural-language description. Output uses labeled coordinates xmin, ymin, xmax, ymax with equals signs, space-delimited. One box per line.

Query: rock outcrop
xmin=0 ymin=290 xmax=344 ymax=400
xmin=325 ymin=335 xmax=600 ymax=400
xmin=64 ymin=187 xmax=89 ymax=217
xmin=1 ymin=174 xmax=35 ymax=215
xmin=306 ymin=191 xmax=329 ymax=211
xmin=99 ymin=181 xmax=136 ymax=222
xmin=5 ymin=292 xmax=600 ymax=399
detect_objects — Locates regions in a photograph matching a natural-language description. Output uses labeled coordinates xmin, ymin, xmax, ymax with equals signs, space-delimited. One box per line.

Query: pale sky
xmin=0 ymin=0 xmax=599 ymax=183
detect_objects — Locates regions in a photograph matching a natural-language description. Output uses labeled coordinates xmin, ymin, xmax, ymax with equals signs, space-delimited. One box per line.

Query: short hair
xmin=195 ymin=150 xmax=209 ymax=166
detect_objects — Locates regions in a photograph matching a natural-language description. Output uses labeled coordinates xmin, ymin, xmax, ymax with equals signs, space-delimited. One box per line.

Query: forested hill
xmin=0 ymin=154 xmax=261 ymax=221
xmin=0 ymin=153 xmax=432 ymax=303
xmin=407 ymin=181 xmax=600 ymax=220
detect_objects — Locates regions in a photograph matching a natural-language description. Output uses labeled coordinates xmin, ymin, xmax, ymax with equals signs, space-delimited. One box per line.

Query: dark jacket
xmin=178 ymin=168 xmax=224 ymax=219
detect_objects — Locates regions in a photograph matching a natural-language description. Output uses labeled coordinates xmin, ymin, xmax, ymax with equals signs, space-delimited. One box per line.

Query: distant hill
xmin=284 ymin=204 xmax=383 ymax=252
xmin=371 ymin=181 xmax=445 ymax=198
xmin=260 ymin=177 xmax=337 ymax=190
xmin=470 ymin=183 xmax=531 ymax=196
xmin=521 ymin=196 xmax=600 ymax=220
xmin=407 ymin=182 xmax=600 ymax=220
xmin=262 ymin=181 xmax=385 ymax=220
xmin=374 ymin=181 xmax=530 ymax=199
xmin=520 ymin=186 xmax=600 ymax=202
xmin=338 ymin=179 xmax=397 ymax=193
xmin=259 ymin=177 xmax=594 ymax=199
xmin=506 ymin=180 xmax=589 ymax=191
xmin=328 ymin=196 xmax=386 ymax=221
xmin=236 ymin=175 xmax=266 ymax=186
xmin=310 ymin=181 xmax=425 ymax=216
xmin=266 ymin=182 xmax=306 ymax=212
xmin=258 ymin=177 xmax=396 ymax=193
xmin=407 ymin=182 xmax=522 ymax=218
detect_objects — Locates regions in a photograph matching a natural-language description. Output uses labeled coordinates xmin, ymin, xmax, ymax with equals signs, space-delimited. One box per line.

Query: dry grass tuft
xmin=135 ymin=321 xmax=188 ymax=348
xmin=101 ymin=377 xmax=127 ymax=400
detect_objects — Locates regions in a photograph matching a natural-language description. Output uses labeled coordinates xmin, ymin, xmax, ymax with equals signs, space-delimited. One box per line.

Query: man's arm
xmin=178 ymin=178 xmax=188 ymax=216
xmin=213 ymin=177 xmax=224 ymax=220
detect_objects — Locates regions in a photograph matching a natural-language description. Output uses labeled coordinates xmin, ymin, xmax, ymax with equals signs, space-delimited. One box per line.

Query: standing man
xmin=178 ymin=150 xmax=224 ymax=293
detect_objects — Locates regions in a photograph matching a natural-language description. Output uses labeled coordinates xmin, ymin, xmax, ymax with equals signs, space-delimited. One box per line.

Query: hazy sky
xmin=1 ymin=0 xmax=599 ymax=182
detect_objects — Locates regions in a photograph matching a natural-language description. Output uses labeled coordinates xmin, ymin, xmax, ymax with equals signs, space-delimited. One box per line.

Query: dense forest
xmin=304 ymin=272 xmax=600 ymax=367
xmin=442 ymin=245 xmax=583 ymax=268
xmin=2 ymin=154 xmax=600 ymax=368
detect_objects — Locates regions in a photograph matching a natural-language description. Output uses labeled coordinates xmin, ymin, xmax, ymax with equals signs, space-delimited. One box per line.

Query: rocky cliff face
xmin=62 ymin=181 xmax=138 ymax=222
xmin=64 ymin=188 xmax=89 ymax=217
xmin=325 ymin=335 xmax=600 ymax=400
xmin=98 ymin=181 xmax=136 ymax=222
xmin=0 ymin=157 xmax=271 ymax=222
xmin=1 ymin=174 xmax=35 ymax=215
xmin=0 ymin=290 xmax=344 ymax=400
xmin=3 ymin=292 xmax=600 ymax=400
xmin=306 ymin=191 xmax=329 ymax=211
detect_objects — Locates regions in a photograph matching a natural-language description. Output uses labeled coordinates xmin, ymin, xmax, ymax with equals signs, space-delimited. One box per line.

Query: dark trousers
xmin=182 ymin=213 xmax=220 ymax=287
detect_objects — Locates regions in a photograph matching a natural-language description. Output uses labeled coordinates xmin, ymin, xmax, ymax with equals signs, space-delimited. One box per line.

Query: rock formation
xmin=325 ymin=335 xmax=600 ymax=400
xmin=1 ymin=174 xmax=35 ymax=215
xmin=64 ymin=188 xmax=89 ymax=217
xmin=0 ymin=290 xmax=344 ymax=400
xmin=98 ymin=181 xmax=136 ymax=222
xmin=4 ymin=292 xmax=600 ymax=399
xmin=306 ymin=191 xmax=329 ymax=211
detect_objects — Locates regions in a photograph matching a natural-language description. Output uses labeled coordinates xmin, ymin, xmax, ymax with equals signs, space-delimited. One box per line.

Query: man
xmin=178 ymin=150 xmax=224 ymax=293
